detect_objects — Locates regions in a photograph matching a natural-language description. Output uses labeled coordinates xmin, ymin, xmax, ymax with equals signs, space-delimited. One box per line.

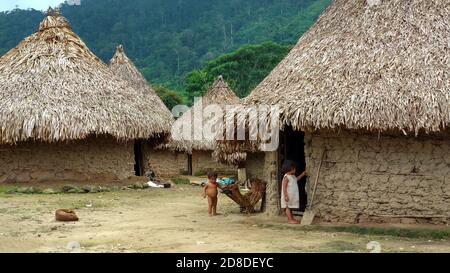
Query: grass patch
xmin=322 ymin=241 xmax=361 ymax=252
xmin=259 ymin=223 xmax=450 ymax=240
xmin=194 ymin=171 xmax=207 ymax=177
xmin=179 ymin=170 xmax=190 ymax=176
xmin=172 ymin=178 xmax=191 ymax=185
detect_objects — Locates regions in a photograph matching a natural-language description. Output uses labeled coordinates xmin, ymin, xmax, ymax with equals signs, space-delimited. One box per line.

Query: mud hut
xmin=109 ymin=45 xmax=176 ymax=178
xmin=217 ymin=0 xmax=450 ymax=224
xmin=161 ymin=76 xmax=242 ymax=178
xmin=0 ymin=9 xmax=172 ymax=183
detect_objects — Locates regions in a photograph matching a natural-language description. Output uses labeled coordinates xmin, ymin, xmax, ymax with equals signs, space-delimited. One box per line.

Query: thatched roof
xmin=214 ymin=0 xmax=449 ymax=164
xmin=109 ymin=44 xmax=173 ymax=130
xmin=0 ymin=9 xmax=171 ymax=144
xmin=167 ymin=76 xmax=240 ymax=153
xmin=246 ymin=0 xmax=449 ymax=135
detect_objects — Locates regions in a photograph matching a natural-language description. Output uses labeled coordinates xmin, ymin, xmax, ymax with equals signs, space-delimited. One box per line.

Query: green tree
xmin=0 ymin=0 xmax=331 ymax=91
xmin=154 ymin=85 xmax=184 ymax=111
xmin=185 ymin=70 xmax=209 ymax=103
xmin=185 ymin=42 xmax=291 ymax=102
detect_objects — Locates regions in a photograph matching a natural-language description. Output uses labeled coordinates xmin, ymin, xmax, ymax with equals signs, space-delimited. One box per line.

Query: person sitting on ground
xmin=281 ymin=160 xmax=307 ymax=224
xmin=203 ymin=171 xmax=223 ymax=216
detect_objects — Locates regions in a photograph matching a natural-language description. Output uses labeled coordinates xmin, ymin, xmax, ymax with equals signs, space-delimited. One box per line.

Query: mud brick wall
xmin=192 ymin=150 xmax=237 ymax=176
xmin=0 ymin=136 xmax=135 ymax=183
xmin=246 ymin=152 xmax=266 ymax=180
xmin=263 ymin=151 xmax=280 ymax=216
xmin=305 ymin=130 xmax=450 ymax=224
xmin=147 ymin=148 xmax=188 ymax=179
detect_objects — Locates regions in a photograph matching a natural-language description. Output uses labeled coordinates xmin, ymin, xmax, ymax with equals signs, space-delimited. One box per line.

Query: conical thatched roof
xmin=246 ymin=0 xmax=449 ymax=135
xmin=214 ymin=0 xmax=449 ymax=165
xmin=109 ymin=45 xmax=173 ymax=130
xmin=0 ymin=10 xmax=171 ymax=144
xmin=168 ymin=76 xmax=240 ymax=153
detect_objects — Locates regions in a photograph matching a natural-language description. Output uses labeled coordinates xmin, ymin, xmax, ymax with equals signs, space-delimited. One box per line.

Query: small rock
xmin=68 ymin=188 xmax=84 ymax=194
xmin=66 ymin=241 xmax=81 ymax=253
xmin=50 ymin=226 xmax=58 ymax=231
xmin=82 ymin=186 xmax=93 ymax=193
xmin=132 ymin=183 xmax=144 ymax=190
xmin=43 ymin=188 xmax=57 ymax=194
xmin=367 ymin=241 xmax=382 ymax=253
xmin=196 ymin=241 xmax=205 ymax=245
xmin=62 ymin=185 xmax=75 ymax=193
xmin=16 ymin=187 xmax=30 ymax=194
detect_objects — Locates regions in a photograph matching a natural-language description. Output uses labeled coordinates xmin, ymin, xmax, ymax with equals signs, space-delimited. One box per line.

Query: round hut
xmin=109 ymin=45 xmax=180 ymax=179
xmin=0 ymin=10 xmax=172 ymax=183
xmin=162 ymin=76 xmax=242 ymax=178
xmin=218 ymin=0 xmax=450 ymax=224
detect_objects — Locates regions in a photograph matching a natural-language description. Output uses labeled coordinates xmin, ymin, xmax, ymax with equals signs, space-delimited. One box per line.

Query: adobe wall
xmin=192 ymin=150 xmax=237 ymax=176
xmin=263 ymin=151 xmax=280 ymax=216
xmin=147 ymin=148 xmax=188 ymax=179
xmin=246 ymin=152 xmax=266 ymax=180
xmin=0 ymin=136 xmax=135 ymax=183
xmin=305 ymin=130 xmax=450 ymax=224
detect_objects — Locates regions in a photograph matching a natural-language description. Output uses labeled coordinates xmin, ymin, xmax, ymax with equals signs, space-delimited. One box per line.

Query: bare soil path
xmin=0 ymin=186 xmax=449 ymax=253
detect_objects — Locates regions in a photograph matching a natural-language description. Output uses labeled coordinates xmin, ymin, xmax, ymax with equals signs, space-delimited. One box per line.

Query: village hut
xmin=157 ymin=76 xmax=245 ymax=178
xmin=216 ymin=0 xmax=450 ymax=224
xmin=109 ymin=45 xmax=175 ymax=177
xmin=0 ymin=9 xmax=172 ymax=183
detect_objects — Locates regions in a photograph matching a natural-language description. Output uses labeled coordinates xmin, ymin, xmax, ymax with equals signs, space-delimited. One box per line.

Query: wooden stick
xmin=309 ymin=149 xmax=326 ymax=209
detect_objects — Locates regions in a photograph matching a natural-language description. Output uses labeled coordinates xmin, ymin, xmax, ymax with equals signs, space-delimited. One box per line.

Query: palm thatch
xmin=247 ymin=0 xmax=449 ymax=135
xmin=167 ymin=75 xmax=240 ymax=153
xmin=215 ymin=0 xmax=450 ymax=163
xmin=109 ymin=44 xmax=173 ymax=131
xmin=0 ymin=9 xmax=171 ymax=144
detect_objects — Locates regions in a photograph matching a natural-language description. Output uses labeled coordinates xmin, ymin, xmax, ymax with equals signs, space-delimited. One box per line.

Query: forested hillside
xmin=0 ymin=0 xmax=330 ymax=104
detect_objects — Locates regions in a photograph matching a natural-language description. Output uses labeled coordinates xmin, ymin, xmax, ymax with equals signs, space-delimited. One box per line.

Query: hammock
xmin=222 ymin=179 xmax=267 ymax=214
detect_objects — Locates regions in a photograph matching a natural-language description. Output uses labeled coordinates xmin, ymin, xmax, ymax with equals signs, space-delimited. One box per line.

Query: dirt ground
xmin=0 ymin=185 xmax=449 ymax=253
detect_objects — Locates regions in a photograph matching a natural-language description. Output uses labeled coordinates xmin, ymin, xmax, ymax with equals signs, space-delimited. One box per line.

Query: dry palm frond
xmin=246 ymin=0 xmax=449 ymax=134
xmin=109 ymin=44 xmax=174 ymax=134
xmin=163 ymin=75 xmax=241 ymax=153
xmin=0 ymin=11 xmax=171 ymax=144
xmin=214 ymin=0 xmax=450 ymax=162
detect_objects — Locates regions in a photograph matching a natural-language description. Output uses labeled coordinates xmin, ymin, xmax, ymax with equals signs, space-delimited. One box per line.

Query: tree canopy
xmin=185 ymin=42 xmax=291 ymax=103
xmin=0 ymin=0 xmax=331 ymax=92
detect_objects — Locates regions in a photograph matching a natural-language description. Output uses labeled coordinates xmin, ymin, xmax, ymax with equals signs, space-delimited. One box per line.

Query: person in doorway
xmin=203 ymin=172 xmax=223 ymax=216
xmin=281 ymin=160 xmax=307 ymax=224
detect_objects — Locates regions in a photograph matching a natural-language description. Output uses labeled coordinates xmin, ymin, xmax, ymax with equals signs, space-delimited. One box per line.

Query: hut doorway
xmin=278 ymin=127 xmax=307 ymax=213
xmin=187 ymin=154 xmax=193 ymax=176
xmin=134 ymin=141 xmax=144 ymax=176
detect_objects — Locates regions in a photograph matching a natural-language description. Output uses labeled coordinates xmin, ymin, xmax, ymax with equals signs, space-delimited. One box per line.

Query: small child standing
xmin=281 ymin=160 xmax=307 ymax=224
xmin=203 ymin=172 xmax=222 ymax=216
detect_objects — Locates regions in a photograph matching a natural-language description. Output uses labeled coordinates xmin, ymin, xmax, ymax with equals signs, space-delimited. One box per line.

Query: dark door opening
xmin=278 ymin=127 xmax=307 ymax=212
xmin=187 ymin=154 xmax=193 ymax=176
xmin=134 ymin=141 xmax=144 ymax=176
